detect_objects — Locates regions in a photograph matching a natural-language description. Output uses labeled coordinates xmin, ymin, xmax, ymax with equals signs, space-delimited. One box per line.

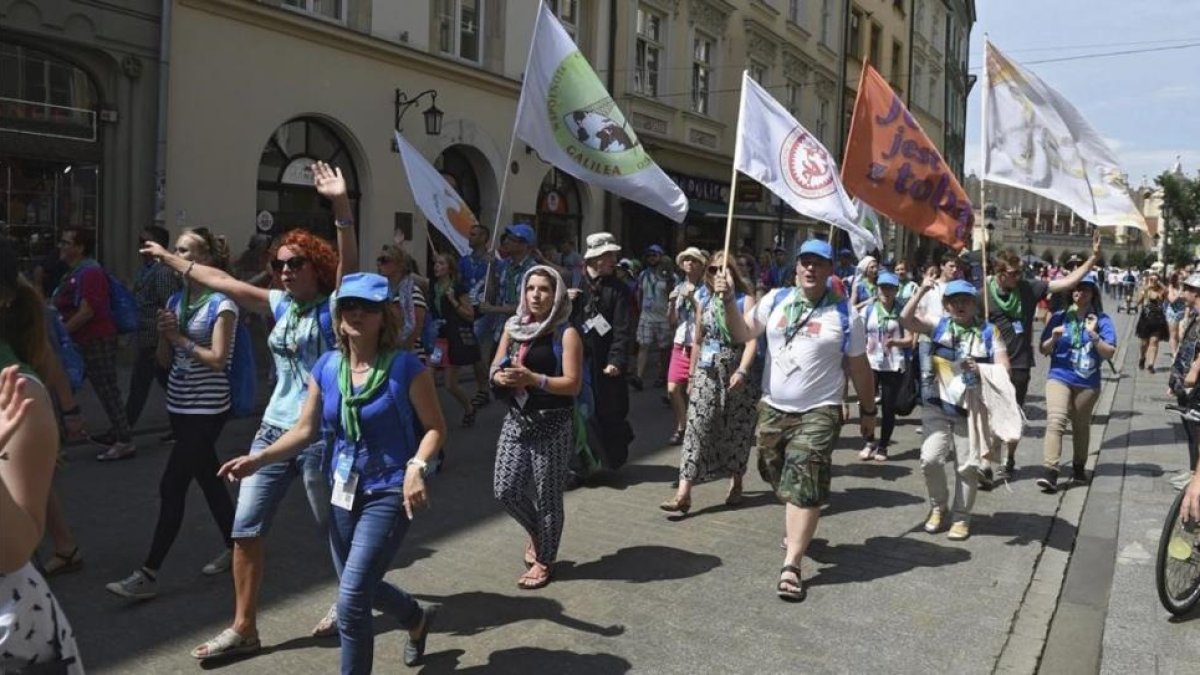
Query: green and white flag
xmin=849 ymin=198 xmax=884 ymax=259
xmin=516 ymin=2 xmax=688 ymax=222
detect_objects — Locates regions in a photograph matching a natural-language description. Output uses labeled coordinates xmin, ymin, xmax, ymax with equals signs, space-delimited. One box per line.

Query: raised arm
xmin=313 ymin=162 xmax=359 ymax=286
xmin=1048 ymin=230 xmax=1101 ymax=294
xmin=900 ymin=269 xmax=938 ymax=336
xmin=141 ymin=241 xmax=271 ymax=314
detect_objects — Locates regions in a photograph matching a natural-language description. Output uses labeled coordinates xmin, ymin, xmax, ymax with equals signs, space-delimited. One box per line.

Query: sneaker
xmin=924 ymin=507 xmax=946 ymax=533
xmin=859 ymin=442 xmax=877 ymax=461
xmin=106 ymin=569 xmax=158 ymax=600
xmin=1068 ymin=465 xmax=1089 ymax=487
xmin=1036 ymin=468 xmax=1059 ymax=493
xmin=96 ymin=441 xmax=137 ymax=461
xmin=202 ymin=549 xmax=233 ymax=576
xmin=947 ymin=521 xmax=971 ymax=541
xmin=978 ymin=467 xmax=995 ymax=491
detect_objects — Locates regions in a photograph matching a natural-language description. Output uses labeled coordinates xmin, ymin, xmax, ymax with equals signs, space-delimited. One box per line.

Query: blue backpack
xmin=272 ymin=294 xmax=337 ymax=351
xmin=46 ymin=306 xmax=85 ymax=392
xmin=169 ymin=292 xmax=257 ymax=417
xmin=72 ymin=262 xmax=139 ymax=334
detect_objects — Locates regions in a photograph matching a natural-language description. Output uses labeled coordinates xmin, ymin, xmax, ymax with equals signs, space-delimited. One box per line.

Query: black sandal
xmin=403 ymin=604 xmax=437 ymax=667
xmin=777 ymin=564 xmax=806 ymax=602
xmin=43 ymin=547 xmax=83 ymax=577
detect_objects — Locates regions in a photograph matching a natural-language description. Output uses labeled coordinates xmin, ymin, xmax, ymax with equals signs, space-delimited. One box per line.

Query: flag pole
xmin=482 ymin=4 xmax=543 ymax=304
xmin=722 ymin=75 xmax=747 ymax=273
xmin=979 ymin=35 xmax=991 ymax=319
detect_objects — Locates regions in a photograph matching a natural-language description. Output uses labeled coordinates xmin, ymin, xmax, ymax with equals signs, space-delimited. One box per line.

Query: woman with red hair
xmin=141 ymin=161 xmax=358 ymax=660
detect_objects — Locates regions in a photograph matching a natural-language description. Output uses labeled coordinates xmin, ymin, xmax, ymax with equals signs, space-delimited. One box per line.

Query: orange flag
xmin=842 ymin=64 xmax=974 ymax=251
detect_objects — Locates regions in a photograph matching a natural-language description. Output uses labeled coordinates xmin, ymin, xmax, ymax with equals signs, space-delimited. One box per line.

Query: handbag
xmin=893 ymin=349 xmax=919 ymax=416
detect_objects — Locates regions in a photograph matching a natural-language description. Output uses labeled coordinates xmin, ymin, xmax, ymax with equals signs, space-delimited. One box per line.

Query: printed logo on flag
xmin=548 ymin=51 xmax=654 ymax=177
xmin=781 ymin=128 xmax=837 ymax=199
xmin=435 ymin=187 xmax=478 ymax=234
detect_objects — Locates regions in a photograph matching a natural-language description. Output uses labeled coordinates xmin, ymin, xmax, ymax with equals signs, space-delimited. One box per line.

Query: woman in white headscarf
xmin=851 ymin=255 xmax=879 ymax=310
xmin=489 ymin=266 xmax=583 ymax=590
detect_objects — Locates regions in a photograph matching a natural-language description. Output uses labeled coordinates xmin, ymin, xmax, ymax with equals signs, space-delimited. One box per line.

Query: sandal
xmin=43 ymin=547 xmax=83 ymax=577
xmin=524 ymin=540 xmax=537 ymax=569
xmin=518 ymin=561 xmax=553 ymax=590
xmin=872 ymin=452 xmax=888 ymax=462
xmin=190 ymin=628 xmax=261 ymax=660
xmin=658 ymin=495 xmax=691 ymax=515
xmin=311 ymin=603 xmax=338 ymax=638
xmin=777 ymin=564 xmax=806 ymax=602
xmin=403 ymin=604 xmax=437 ymax=667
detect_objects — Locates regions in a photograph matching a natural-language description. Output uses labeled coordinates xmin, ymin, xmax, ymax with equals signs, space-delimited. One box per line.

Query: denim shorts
xmin=231 ymin=422 xmax=330 ymax=539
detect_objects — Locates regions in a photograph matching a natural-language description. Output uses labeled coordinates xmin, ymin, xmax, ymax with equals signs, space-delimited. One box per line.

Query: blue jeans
xmin=231 ymin=423 xmax=329 ymax=538
xmin=329 ymin=491 xmax=422 ymax=675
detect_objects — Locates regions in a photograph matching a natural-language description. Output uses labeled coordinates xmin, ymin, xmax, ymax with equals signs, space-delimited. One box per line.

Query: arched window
xmin=426 ymin=146 xmax=481 ymax=262
xmin=536 ymin=168 xmax=582 ymax=248
xmin=256 ymin=117 xmax=359 ymax=240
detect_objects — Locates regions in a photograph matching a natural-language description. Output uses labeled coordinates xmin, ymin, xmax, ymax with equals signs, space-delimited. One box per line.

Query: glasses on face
xmin=338 ymin=298 xmax=384 ymax=314
xmin=270 ymin=256 xmax=308 ymax=272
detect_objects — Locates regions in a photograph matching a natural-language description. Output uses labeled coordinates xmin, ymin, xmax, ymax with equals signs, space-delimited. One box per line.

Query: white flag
xmin=733 ymin=72 xmax=869 ymax=242
xmin=983 ymin=40 xmax=1146 ymax=231
xmin=849 ymin=199 xmax=884 ymax=259
xmin=516 ymin=3 xmax=687 ymax=222
xmin=394 ymin=132 xmax=475 ymax=256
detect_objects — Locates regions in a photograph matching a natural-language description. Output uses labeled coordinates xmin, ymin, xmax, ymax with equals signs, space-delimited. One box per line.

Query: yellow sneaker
xmin=948 ymin=521 xmax=970 ymax=541
xmin=923 ymin=507 xmax=945 ymax=533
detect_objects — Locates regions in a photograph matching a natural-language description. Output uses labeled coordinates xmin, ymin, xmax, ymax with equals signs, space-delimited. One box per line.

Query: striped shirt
xmin=166 ymin=295 xmax=238 ymax=415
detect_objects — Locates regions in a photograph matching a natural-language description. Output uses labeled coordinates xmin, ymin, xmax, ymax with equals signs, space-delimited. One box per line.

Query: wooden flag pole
xmin=979 ymin=33 xmax=992 ymax=320
xmin=720 ymin=164 xmax=740 ymax=274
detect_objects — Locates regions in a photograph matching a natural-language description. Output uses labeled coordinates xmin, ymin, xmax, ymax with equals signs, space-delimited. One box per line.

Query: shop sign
xmin=540 ymin=189 xmax=569 ymax=214
xmin=0 ymin=97 xmax=96 ymax=142
xmin=256 ymin=210 xmax=275 ymax=232
xmin=737 ymin=180 xmax=764 ymax=203
xmin=664 ymin=170 xmax=729 ymax=203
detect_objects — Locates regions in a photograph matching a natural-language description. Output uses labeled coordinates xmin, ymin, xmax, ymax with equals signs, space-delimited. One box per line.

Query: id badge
xmin=429 ymin=344 xmax=445 ymax=366
xmin=590 ymin=313 xmax=612 ymax=336
xmin=699 ymin=339 xmax=719 ymax=369
xmin=332 ymin=453 xmax=357 ymax=510
xmin=1012 ymin=320 xmax=1024 ymax=335
xmin=1073 ymin=348 xmax=1096 ymax=378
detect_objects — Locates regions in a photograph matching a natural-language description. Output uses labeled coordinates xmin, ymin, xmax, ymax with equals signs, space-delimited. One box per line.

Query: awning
xmin=688 ymin=200 xmax=822 ymax=226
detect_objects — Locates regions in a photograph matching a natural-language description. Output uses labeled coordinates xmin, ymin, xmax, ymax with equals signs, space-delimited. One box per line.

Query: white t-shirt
xmin=167 ymin=295 xmax=238 ymax=415
xmin=916 ymin=280 xmax=947 ymax=325
xmin=863 ymin=302 xmax=906 ymax=372
xmin=753 ymin=288 xmax=867 ymax=413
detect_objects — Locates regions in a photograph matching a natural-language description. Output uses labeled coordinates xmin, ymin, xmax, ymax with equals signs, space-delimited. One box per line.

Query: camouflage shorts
xmin=755 ymin=403 xmax=841 ymax=508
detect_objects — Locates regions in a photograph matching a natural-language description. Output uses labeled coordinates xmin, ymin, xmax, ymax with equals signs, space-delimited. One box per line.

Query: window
xmin=820 ymin=0 xmax=834 ymax=46
xmin=816 ymin=96 xmax=830 ymax=143
xmin=691 ymin=34 xmax=714 ymax=115
xmin=788 ymin=0 xmax=804 ymax=24
xmin=749 ymin=61 xmax=768 ymax=85
xmin=869 ymin=23 xmax=882 ymax=66
xmin=890 ymin=40 xmax=903 ymax=85
xmin=786 ymin=78 xmax=803 ymax=116
xmin=913 ymin=62 xmax=924 ymax=108
xmin=927 ymin=73 xmax=937 ymax=112
xmin=914 ymin=0 xmax=925 ymax=39
xmin=635 ymin=6 xmax=663 ymax=97
xmin=283 ymin=0 xmax=343 ymax=20
xmin=257 ymin=117 xmax=361 ymax=242
xmin=548 ymin=0 xmax=579 ymax=40
xmin=849 ymin=8 xmax=863 ymax=59
xmin=437 ymin=0 xmax=483 ymax=63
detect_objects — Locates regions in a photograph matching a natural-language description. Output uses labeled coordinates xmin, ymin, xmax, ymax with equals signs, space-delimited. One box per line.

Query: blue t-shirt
xmin=1042 ymin=310 xmax=1116 ymax=389
xmin=459 ymin=252 xmax=490 ymax=306
xmin=263 ymin=290 xmax=336 ymax=428
xmin=315 ymin=350 xmax=424 ymax=493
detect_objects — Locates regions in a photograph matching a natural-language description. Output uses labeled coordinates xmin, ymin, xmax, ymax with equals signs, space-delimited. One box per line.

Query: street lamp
xmin=1025 ymin=234 xmax=1033 ymax=257
xmin=393 ymin=88 xmax=443 ymax=139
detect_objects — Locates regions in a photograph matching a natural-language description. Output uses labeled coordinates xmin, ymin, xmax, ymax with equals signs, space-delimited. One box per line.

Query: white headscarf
xmin=857 ymin=255 xmax=877 ymax=274
xmin=504 ymin=265 xmax=572 ymax=342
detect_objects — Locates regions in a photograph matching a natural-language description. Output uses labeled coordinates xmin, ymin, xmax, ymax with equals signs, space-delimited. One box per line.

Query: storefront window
xmin=0 ymin=159 xmax=99 ymax=277
xmin=256 ymin=117 xmax=359 ymax=242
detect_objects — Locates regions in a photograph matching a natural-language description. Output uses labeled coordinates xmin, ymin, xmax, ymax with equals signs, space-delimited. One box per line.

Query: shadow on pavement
xmin=581 ymin=463 xmax=678 ymax=491
xmin=419 ymin=647 xmax=632 ymax=674
xmin=833 ymin=462 xmax=913 ymax=482
xmin=822 ymin=487 xmax=925 ymax=517
xmin=1093 ymin=462 xmax=1166 ymax=478
xmin=970 ymin=511 xmax=1076 ymax=551
xmin=1103 ymin=428 xmax=1182 ymax=450
xmin=805 ymin=536 xmax=971 ymax=586
xmin=413 ymin=591 xmax=625 ymax=638
xmin=555 ymin=545 xmax=722 ymax=584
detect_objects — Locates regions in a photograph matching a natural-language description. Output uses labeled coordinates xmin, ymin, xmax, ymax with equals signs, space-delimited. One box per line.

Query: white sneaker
xmin=202 ymin=549 xmax=233 ymax=576
xmin=106 ymin=569 xmax=158 ymax=600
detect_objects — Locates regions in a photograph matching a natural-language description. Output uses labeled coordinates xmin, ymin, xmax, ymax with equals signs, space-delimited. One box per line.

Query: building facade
xmin=1 ymin=0 xmax=164 ymax=279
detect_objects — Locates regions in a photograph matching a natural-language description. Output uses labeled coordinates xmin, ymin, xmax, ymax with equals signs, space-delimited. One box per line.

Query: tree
xmin=1156 ymin=170 xmax=1200 ymax=267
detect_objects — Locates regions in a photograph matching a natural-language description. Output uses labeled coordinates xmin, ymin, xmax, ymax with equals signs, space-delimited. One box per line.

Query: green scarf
xmin=872 ymin=299 xmax=899 ymax=325
xmin=179 ymin=286 xmax=213 ymax=337
xmin=947 ymin=319 xmax=982 ymax=349
xmin=987 ymin=277 xmax=1022 ymax=320
xmin=1063 ymin=305 xmax=1085 ymax=348
xmin=337 ymin=350 xmax=397 ymax=443
xmin=784 ymin=289 xmax=834 ymax=341
xmin=705 ymin=286 xmax=733 ymax=344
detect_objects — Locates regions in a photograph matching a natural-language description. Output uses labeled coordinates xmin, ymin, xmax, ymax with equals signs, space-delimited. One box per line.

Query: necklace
xmin=349 ymin=363 xmax=372 ymax=373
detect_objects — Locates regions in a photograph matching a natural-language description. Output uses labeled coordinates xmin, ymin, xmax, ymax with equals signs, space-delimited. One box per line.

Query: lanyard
xmin=783 ymin=290 xmax=829 ymax=345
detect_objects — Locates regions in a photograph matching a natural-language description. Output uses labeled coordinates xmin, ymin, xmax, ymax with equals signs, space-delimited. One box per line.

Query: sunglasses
xmin=270 ymin=256 xmax=308 ymax=272
xmin=338 ymin=298 xmax=384 ymax=313
xmin=706 ymin=265 xmax=721 ymax=274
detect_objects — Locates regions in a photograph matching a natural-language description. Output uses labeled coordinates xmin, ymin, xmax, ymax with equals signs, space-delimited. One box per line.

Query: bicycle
xmin=1157 ymin=405 xmax=1200 ymax=615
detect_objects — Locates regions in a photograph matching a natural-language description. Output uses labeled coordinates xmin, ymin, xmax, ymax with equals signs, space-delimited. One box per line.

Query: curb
xmin=992 ymin=309 xmax=1137 ymax=674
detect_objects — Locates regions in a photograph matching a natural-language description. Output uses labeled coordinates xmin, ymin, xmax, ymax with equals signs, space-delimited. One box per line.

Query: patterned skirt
xmin=679 ymin=344 xmax=761 ymax=483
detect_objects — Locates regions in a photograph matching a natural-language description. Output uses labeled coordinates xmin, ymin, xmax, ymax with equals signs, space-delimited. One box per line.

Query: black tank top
xmin=514 ymin=332 xmax=573 ymax=411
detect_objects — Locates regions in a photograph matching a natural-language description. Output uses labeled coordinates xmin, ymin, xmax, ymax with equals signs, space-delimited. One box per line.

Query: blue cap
xmin=646 ymin=244 xmax=665 ymax=255
xmin=1079 ymin=272 xmax=1099 ymax=287
xmin=944 ymin=279 xmax=978 ymax=298
xmin=877 ymin=271 xmax=900 ymax=287
xmin=336 ymin=273 xmax=390 ymax=304
xmin=505 ymin=223 xmax=536 ymax=243
xmin=797 ymin=239 xmax=834 ymax=261
xmin=839 ymin=248 xmax=854 ymax=257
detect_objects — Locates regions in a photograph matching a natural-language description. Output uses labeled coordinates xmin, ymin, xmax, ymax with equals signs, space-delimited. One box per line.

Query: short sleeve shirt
xmin=864 ymin=302 xmax=906 ymax=372
xmin=638 ymin=267 xmax=673 ymax=323
xmin=263 ymin=290 xmax=336 ymax=428
xmin=987 ymin=278 xmax=1047 ymax=371
xmin=166 ymin=296 xmax=238 ymax=415
xmin=753 ymin=288 xmax=867 ymax=413
xmin=1043 ymin=311 xmax=1117 ymax=389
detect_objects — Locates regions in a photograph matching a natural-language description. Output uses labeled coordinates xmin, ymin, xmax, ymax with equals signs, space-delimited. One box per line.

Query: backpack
xmin=46 ymin=306 xmax=85 ymax=392
xmin=169 ymin=292 xmax=257 ymax=417
xmin=272 ymin=293 xmax=337 ymax=351
xmin=71 ymin=262 xmax=139 ymax=334
xmin=930 ymin=317 xmax=995 ymax=360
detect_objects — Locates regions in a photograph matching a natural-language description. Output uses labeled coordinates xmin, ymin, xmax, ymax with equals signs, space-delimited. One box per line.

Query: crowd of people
xmin=4 ymin=160 xmax=1200 ymax=673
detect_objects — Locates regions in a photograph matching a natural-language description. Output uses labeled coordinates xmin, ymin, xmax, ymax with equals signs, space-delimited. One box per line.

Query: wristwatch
xmin=406 ymin=457 xmax=428 ymax=476
xmin=334 ymin=218 xmax=354 ymax=230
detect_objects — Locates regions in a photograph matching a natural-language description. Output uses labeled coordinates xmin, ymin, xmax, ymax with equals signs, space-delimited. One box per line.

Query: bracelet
xmin=334 ymin=218 xmax=354 ymax=230
xmin=184 ymin=261 xmax=195 ymax=278
xmin=538 ymin=374 xmax=549 ymax=390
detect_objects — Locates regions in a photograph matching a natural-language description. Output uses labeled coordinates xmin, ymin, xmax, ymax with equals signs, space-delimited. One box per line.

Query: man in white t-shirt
xmin=718 ymin=239 xmax=876 ymax=603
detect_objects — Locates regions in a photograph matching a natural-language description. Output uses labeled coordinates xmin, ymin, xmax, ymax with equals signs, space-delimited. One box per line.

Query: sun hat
xmin=675 ymin=247 xmax=709 ymax=266
xmin=335 ymin=273 xmax=390 ymax=304
xmin=584 ymin=232 xmax=622 ymax=260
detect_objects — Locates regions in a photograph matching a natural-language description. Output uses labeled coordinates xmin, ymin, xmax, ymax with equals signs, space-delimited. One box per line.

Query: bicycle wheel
xmin=1155 ymin=489 xmax=1200 ymax=615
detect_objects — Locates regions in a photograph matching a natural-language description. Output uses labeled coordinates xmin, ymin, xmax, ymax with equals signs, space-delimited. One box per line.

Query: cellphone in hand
xmin=496 ymin=356 xmax=512 ymax=370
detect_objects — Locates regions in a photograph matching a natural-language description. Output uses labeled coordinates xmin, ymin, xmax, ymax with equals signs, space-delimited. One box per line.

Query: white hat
xmin=675 ymin=247 xmax=709 ymax=267
xmin=584 ymin=232 xmax=622 ymax=260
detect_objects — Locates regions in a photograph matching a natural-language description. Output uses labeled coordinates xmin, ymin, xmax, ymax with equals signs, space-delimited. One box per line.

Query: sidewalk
xmin=45 ymin=310 xmax=1186 ymax=674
